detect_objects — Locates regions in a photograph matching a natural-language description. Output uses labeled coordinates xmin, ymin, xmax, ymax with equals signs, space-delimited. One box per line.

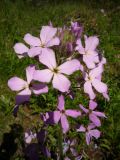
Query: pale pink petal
xmin=92 ymin=79 xmax=107 ymax=93
xmin=83 ymin=55 xmax=96 ymax=69
xmin=13 ymin=43 xmax=29 ymax=54
xmin=52 ymin=73 xmax=71 ymax=92
xmin=89 ymin=113 xmax=101 ymax=127
xmin=57 ymin=95 xmax=65 ymax=111
xmin=28 ymin=47 xmax=42 ymax=57
xmin=85 ymin=36 xmax=99 ymax=51
xmin=15 ymin=88 xmax=31 ymax=104
xmin=53 ymin=111 xmax=61 ymax=123
xmin=26 ymin=65 xmax=35 ymax=84
xmin=8 ymin=77 xmax=27 ymax=91
xmin=89 ymin=65 xmax=103 ymax=79
xmin=102 ymin=92 xmax=110 ymax=101
xmin=40 ymin=26 xmax=57 ymax=44
xmin=34 ymin=69 xmax=53 ymax=83
xmin=79 ymin=104 xmax=88 ymax=113
xmin=84 ymin=81 xmax=96 ymax=99
xmin=86 ymin=133 xmax=91 ymax=145
xmin=89 ymin=129 xmax=100 ymax=139
xmin=46 ymin=37 xmax=60 ymax=47
xmin=77 ymin=125 xmax=86 ymax=132
xmin=89 ymin=100 xmax=97 ymax=110
xmin=61 ymin=114 xmax=69 ymax=133
xmin=65 ymin=109 xmax=81 ymax=118
xmin=39 ymin=48 xmax=57 ymax=69
xmin=24 ymin=33 xmax=40 ymax=46
xmin=75 ymin=39 xmax=85 ymax=54
xmin=93 ymin=111 xmax=106 ymax=118
xmin=58 ymin=59 xmax=80 ymax=75
xmin=88 ymin=123 xmax=96 ymax=130
xmin=32 ymin=83 xmax=48 ymax=95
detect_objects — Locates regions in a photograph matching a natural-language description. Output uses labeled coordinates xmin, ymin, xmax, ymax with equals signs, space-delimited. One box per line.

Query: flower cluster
xmin=8 ymin=22 xmax=109 ymax=159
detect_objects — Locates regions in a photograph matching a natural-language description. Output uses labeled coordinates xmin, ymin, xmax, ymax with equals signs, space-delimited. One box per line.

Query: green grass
xmin=0 ymin=0 xmax=120 ymax=159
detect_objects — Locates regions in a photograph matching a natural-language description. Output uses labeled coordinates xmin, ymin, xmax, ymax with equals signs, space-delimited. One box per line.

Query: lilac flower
xmin=25 ymin=131 xmax=36 ymax=144
xmin=34 ymin=50 xmax=81 ymax=92
xmin=71 ymin=21 xmax=83 ymax=39
xmin=80 ymin=100 xmax=106 ymax=127
xmin=84 ymin=65 xmax=108 ymax=99
xmin=14 ymin=26 xmax=60 ymax=59
xmin=76 ymin=36 xmax=99 ymax=69
xmin=8 ymin=65 xmax=48 ymax=104
xmin=77 ymin=124 xmax=100 ymax=145
xmin=53 ymin=95 xmax=81 ymax=133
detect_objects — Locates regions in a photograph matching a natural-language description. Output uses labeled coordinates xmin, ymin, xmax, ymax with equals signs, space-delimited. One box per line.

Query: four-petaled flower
xmin=76 ymin=35 xmax=99 ymax=69
xmin=8 ymin=65 xmax=48 ymax=105
xmin=77 ymin=123 xmax=100 ymax=145
xmin=53 ymin=95 xmax=81 ymax=133
xmin=14 ymin=26 xmax=60 ymax=59
xmin=84 ymin=65 xmax=108 ymax=99
xmin=34 ymin=50 xmax=81 ymax=92
xmin=80 ymin=100 xmax=106 ymax=127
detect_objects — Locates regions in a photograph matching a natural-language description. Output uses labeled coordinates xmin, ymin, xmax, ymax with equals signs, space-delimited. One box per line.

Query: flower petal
xmin=57 ymin=95 xmax=65 ymax=111
xmin=26 ymin=65 xmax=35 ymax=84
xmin=15 ymin=88 xmax=31 ymax=105
xmin=13 ymin=43 xmax=29 ymax=54
xmin=32 ymin=83 xmax=48 ymax=95
xmin=93 ymin=111 xmax=106 ymax=118
xmin=8 ymin=77 xmax=27 ymax=91
xmin=46 ymin=37 xmax=60 ymax=47
xmin=61 ymin=114 xmax=69 ymax=133
xmin=52 ymin=73 xmax=71 ymax=92
xmin=24 ymin=33 xmax=40 ymax=46
xmin=65 ymin=109 xmax=81 ymax=118
xmin=89 ymin=65 xmax=103 ymax=79
xmin=34 ymin=69 xmax=53 ymax=83
xmin=58 ymin=59 xmax=80 ymax=75
xmin=53 ymin=111 xmax=61 ymax=123
xmin=40 ymin=26 xmax=57 ymax=44
xmin=89 ymin=113 xmax=101 ymax=127
xmin=89 ymin=129 xmax=100 ymax=139
xmin=79 ymin=104 xmax=88 ymax=113
xmin=89 ymin=100 xmax=97 ymax=110
xmin=83 ymin=55 xmax=96 ymax=69
xmin=92 ymin=79 xmax=107 ymax=93
xmin=39 ymin=48 xmax=57 ymax=69
xmin=77 ymin=125 xmax=86 ymax=132
xmin=84 ymin=81 xmax=96 ymax=99
xmin=86 ymin=133 xmax=91 ymax=145
xmin=85 ymin=36 xmax=99 ymax=51
xmin=75 ymin=39 xmax=84 ymax=54
xmin=28 ymin=47 xmax=42 ymax=57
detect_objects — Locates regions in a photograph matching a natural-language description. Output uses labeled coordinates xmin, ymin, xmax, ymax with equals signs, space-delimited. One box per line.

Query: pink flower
xmin=84 ymin=65 xmax=108 ymax=99
xmin=77 ymin=124 xmax=100 ymax=145
xmin=8 ymin=65 xmax=48 ymax=105
xmin=76 ymin=36 xmax=99 ymax=69
xmin=34 ymin=50 xmax=81 ymax=92
xmin=80 ymin=100 xmax=106 ymax=127
xmin=13 ymin=26 xmax=60 ymax=59
xmin=53 ymin=95 xmax=81 ymax=133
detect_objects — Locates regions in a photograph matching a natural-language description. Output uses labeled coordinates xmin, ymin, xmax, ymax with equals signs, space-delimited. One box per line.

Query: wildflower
xmin=14 ymin=26 xmax=60 ymax=59
xmin=71 ymin=21 xmax=83 ymax=39
xmin=80 ymin=100 xmax=106 ymax=126
xmin=76 ymin=36 xmax=99 ymax=69
xmin=34 ymin=50 xmax=80 ymax=92
xmin=53 ymin=95 xmax=81 ymax=133
xmin=84 ymin=65 xmax=107 ymax=99
xmin=25 ymin=131 xmax=36 ymax=144
xmin=77 ymin=124 xmax=100 ymax=145
xmin=8 ymin=65 xmax=48 ymax=104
